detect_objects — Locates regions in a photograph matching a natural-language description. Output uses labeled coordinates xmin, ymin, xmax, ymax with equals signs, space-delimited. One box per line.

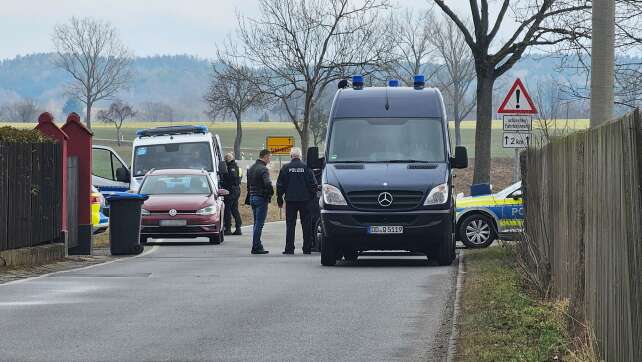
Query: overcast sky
xmin=0 ymin=0 xmax=498 ymax=60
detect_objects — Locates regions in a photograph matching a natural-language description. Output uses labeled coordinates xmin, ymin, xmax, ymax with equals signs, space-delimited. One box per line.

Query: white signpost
xmin=497 ymin=78 xmax=538 ymax=181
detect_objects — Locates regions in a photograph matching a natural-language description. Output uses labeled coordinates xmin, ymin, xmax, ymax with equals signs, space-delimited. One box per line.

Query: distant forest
xmin=0 ymin=53 xmax=599 ymax=122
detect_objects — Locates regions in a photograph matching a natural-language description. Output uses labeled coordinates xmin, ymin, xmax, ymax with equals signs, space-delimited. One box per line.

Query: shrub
xmin=0 ymin=126 xmax=53 ymax=143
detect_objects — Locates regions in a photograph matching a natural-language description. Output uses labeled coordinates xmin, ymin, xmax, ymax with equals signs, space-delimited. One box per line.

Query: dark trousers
xmin=224 ymin=195 xmax=242 ymax=231
xmin=250 ymin=195 xmax=268 ymax=251
xmin=285 ymin=201 xmax=312 ymax=252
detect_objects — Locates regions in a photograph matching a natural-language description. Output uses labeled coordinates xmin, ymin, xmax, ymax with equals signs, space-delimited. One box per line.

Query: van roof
xmin=332 ymin=87 xmax=445 ymax=119
xmin=147 ymin=168 xmax=209 ymax=176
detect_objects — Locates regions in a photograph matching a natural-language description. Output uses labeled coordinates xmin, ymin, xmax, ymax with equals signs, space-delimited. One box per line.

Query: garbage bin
xmin=106 ymin=192 xmax=149 ymax=255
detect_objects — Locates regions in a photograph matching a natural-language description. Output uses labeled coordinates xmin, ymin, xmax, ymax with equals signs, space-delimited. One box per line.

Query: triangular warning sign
xmin=497 ymin=78 xmax=538 ymax=115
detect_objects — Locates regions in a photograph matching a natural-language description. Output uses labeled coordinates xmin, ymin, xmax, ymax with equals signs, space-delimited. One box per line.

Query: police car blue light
xmin=413 ymin=74 xmax=425 ymax=89
xmin=387 ymin=79 xmax=400 ymax=87
xmin=352 ymin=75 xmax=364 ymax=89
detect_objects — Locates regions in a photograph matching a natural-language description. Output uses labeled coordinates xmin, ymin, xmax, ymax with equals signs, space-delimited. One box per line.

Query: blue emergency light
xmin=352 ymin=75 xmax=364 ymax=90
xmin=136 ymin=125 xmax=209 ymax=138
xmin=388 ymin=79 xmax=400 ymax=87
xmin=413 ymin=74 xmax=425 ymax=89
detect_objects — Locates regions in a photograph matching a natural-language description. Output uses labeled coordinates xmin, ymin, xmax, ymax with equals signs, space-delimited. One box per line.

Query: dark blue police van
xmin=306 ymin=75 xmax=468 ymax=266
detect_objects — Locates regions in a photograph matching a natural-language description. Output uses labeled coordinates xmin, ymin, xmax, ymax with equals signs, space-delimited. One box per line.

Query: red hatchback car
xmin=138 ymin=169 xmax=228 ymax=244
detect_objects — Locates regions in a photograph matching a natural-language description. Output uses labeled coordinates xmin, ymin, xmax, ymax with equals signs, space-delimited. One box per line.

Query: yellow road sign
xmin=266 ymin=136 xmax=295 ymax=155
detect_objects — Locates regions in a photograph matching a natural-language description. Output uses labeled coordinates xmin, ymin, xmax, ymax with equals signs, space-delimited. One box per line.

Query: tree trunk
xmin=590 ymin=0 xmax=615 ymax=127
xmin=453 ymin=91 xmax=462 ymax=146
xmin=85 ymin=101 xmax=92 ymax=129
xmin=116 ymin=126 xmax=121 ymax=146
xmin=234 ymin=113 xmax=243 ymax=160
xmin=473 ymin=72 xmax=495 ymax=184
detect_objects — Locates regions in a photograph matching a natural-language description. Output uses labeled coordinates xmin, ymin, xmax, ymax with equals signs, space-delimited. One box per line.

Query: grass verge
xmin=456 ymin=246 xmax=569 ymax=361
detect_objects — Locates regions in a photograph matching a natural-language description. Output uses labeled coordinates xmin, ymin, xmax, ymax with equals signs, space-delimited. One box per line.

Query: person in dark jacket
xmin=276 ymin=147 xmax=318 ymax=254
xmin=245 ymin=149 xmax=273 ymax=254
xmin=222 ymin=153 xmax=243 ymax=236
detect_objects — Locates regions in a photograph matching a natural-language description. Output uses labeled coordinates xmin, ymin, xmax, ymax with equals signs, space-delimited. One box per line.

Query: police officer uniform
xmin=222 ymin=159 xmax=243 ymax=235
xmin=276 ymin=157 xmax=318 ymax=254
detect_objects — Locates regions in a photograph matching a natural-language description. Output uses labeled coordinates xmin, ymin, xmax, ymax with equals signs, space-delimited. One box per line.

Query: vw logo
xmin=377 ymin=192 xmax=393 ymax=207
xmin=168 ymin=209 xmax=177 ymax=217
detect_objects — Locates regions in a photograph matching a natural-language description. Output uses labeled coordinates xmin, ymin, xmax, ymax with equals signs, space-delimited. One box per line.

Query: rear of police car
xmin=315 ymin=76 xmax=468 ymax=266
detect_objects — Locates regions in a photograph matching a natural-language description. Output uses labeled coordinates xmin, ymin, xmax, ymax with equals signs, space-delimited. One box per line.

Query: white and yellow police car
xmin=455 ymin=181 xmax=523 ymax=248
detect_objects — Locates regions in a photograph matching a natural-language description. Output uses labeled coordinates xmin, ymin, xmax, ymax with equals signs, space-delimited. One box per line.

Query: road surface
xmin=0 ymin=222 xmax=458 ymax=362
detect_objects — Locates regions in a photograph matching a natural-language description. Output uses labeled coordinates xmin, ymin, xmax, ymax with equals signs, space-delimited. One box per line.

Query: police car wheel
xmin=459 ymin=214 xmax=495 ymax=248
xmin=321 ymin=236 xmax=337 ymax=266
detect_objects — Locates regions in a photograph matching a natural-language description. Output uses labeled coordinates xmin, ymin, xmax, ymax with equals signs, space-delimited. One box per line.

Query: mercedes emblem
xmin=168 ymin=209 xmax=177 ymax=217
xmin=377 ymin=192 xmax=393 ymax=207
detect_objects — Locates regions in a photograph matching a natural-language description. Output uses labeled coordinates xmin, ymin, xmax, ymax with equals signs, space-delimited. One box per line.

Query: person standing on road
xmin=276 ymin=147 xmax=318 ymax=254
xmin=222 ymin=153 xmax=243 ymax=236
xmin=245 ymin=149 xmax=273 ymax=254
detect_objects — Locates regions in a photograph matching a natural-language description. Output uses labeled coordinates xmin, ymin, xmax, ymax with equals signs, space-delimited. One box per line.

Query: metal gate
xmin=67 ymin=156 xmax=79 ymax=249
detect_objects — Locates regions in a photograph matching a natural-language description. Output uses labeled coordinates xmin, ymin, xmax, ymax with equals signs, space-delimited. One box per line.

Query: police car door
xmin=497 ymin=184 xmax=524 ymax=232
xmin=92 ymin=145 xmax=131 ymax=192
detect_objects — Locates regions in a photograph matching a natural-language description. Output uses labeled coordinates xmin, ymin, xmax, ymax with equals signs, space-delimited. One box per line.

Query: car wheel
xmin=312 ymin=218 xmax=323 ymax=252
xmin=458 ymin=214 xmax=496 ymax=248
xmin=209 ymin=232 xmax=223 ymax=244
xmin=430 ymin=231 xmax=455 ymax=266
xmin=321 ymin=235 xmax=337 ymax=266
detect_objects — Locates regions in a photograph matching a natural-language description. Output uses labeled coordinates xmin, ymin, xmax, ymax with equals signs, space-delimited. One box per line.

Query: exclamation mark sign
xmin=515 ymin=89 xmax=521 ymax=109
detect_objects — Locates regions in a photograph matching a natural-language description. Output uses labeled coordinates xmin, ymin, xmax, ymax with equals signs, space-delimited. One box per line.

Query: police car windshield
xmin=327 ymin=118 xmax=446 ymax=163
xmin=139 ymin=175 xmax=212 ymax=195
xmin=133 ymin=142 xmax=213 ymax=177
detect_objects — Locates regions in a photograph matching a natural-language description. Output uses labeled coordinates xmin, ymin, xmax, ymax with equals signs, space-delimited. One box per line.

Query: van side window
xmin=93 ymin=148 xmax=115 ymax=180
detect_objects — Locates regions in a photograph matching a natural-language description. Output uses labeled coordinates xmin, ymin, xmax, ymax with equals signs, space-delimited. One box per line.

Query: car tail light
xmin=90 ymin=194 xmax=101 ymax=204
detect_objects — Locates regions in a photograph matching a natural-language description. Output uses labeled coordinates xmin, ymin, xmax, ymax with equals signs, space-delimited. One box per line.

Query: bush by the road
xmin=0 ymin=126 xmax=53 ymax=143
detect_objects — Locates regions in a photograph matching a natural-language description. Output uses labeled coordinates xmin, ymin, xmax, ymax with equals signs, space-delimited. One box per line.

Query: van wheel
xmin=343 ymin=249 xmax=358 ymax=262
xmin=431 ymin=232 xmax=455 ymax=266
xmin=311 ymin=218 xmax=323 ymax=252
xmin=140 ymin=236 xmax=148 ymax=245
xmin=321 ymin=235 xmax=337 ymax=266
xmin=458 ymin=214 xmax=495 ymax=248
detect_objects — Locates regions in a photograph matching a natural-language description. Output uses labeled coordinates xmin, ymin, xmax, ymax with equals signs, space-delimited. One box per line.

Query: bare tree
xmin=384 ymin=9 xmax=438 ymax=86
xmin=139 ymin=102 xmax=175 ymax=122
xmin=205 ymin=47 xmax=265 ymax=158
xmin=431 ymin=16 xmax=476 ymax=146
xmin=52 ymin=17 xmax=132 ymax=129
xmin=97 ymin=99 xmax=136 ymax=145
xmin=236 ymin=0 xmax=393 ymax=154
xmin=1 ymin=99 xmax=40 ymax=122
xmin=532 ymin=78 xmax=565 ymax=142
xmin=433 ymin=0 xmax=590 ymax=184
xmin=309 ymin=106 xmax=329 ymax=147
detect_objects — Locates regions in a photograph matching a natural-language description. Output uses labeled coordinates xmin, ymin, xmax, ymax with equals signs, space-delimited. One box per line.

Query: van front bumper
xmin=321 ymin=209 xmax=452 ymax=251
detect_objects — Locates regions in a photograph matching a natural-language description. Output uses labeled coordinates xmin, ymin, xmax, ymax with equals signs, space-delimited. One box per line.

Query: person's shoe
xmin=251 ymin=249 xmax=269 ymax=255
xmin=233 ymin=229 xmax=243 ymax=235
xmin=282 ymin=250 xmax=294 ymax=255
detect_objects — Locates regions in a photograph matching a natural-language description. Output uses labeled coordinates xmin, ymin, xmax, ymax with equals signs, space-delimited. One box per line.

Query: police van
xmin=92 ymin=125 xmax=227 ymax=193
xmin=306 ymin=75 xmax=468 ymax=266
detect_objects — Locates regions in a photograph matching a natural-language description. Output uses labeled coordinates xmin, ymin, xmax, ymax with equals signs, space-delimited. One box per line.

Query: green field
xmin=5 ymin=119 xmax=588 ymax=162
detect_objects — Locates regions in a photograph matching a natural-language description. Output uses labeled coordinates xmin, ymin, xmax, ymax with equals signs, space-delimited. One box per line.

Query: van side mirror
xmin=116 ymin=167 xmax=130 ymax=183
xmin=452 ymin=146 xmax=468 ymax=169
xmin=307 ymin=147 xmax=324 ymax=169
xmin=218 ymin=160 xmax=228 ymax=176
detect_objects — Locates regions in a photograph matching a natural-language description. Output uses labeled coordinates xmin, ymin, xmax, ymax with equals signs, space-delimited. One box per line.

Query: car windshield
xmin=496 ymin=181 xmax=522 ymax=198
xmin=133 ymin=142 xmax=212 ymax=177
xmin=326 ymin=118 xmax=446 ymax=163
xmin=139 ymin=175 xmax=212 ymax=195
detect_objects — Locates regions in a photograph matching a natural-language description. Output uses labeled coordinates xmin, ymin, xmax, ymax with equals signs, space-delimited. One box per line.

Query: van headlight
xmin=322 ymin=184 xmax=347 ymax=206
xmin=196 ymin=205 xmax=217 ymax=216
xmin=424 ymin=183 xmax=449 ymax=205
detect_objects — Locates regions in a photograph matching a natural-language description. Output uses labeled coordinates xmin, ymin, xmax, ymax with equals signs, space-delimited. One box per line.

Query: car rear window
xmin=139 ymin=175 xmax=212 ymax=195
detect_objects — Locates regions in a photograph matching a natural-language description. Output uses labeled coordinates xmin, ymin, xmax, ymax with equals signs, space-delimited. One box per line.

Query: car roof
xmin=332 ymin=87 xmax=445 ymax=119
xmin=147 ymin=169 xmax=209 ymax=176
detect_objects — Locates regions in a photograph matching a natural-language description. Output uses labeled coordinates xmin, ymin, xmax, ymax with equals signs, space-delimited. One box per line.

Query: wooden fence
xmin=521 ymin=109 xmax=642 ymax=361
xmin=0 ymin=142 xmax=62 ymax=251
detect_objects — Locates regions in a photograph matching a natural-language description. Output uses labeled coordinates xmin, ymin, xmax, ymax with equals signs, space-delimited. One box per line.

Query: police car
xmin=455 ymin=181 xmax=523 ymax=248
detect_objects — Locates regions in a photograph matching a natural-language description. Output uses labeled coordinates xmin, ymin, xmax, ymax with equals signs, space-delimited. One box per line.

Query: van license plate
xmin=368 ymin=226 xmax=403 ymax=234
xmin=160 ymin=219 xmax=187 ymax=227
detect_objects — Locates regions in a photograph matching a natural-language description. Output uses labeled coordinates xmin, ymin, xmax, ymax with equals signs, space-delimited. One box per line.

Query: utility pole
xmin=590 ymin=0 xmax=615 ymax=127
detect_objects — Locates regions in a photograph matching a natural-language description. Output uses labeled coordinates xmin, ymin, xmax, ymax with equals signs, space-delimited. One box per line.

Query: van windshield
xmin=327 ymin=118 xmax=446 ymax=163
xmin=133 ymin=142 xmax=213 ymax=177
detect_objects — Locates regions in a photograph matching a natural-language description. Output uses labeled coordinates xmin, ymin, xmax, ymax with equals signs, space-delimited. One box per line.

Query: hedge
xmin=0 ymin=126 xmax=54 ymax=143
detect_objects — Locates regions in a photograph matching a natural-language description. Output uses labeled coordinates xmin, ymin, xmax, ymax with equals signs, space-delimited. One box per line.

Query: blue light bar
xmin=352 ymin=75 xmax=364 ymax=90
xmin=136 ymin=125 xmax=209 ymax=138
xmin=388 ymin=79 xmax=400 ymax=87
xmin=413 ymin=75 xmax=425 ymax=89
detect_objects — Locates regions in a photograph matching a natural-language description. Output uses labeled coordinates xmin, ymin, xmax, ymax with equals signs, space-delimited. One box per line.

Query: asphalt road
xmin=0 ymin=222 xmax=458 ymax=362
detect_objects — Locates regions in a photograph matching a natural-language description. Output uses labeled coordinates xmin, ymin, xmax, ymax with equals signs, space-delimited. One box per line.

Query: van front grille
xmin=347 ymin=190 xmax=424 ymax=211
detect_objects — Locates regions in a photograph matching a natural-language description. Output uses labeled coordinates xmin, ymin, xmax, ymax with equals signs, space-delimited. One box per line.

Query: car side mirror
xmin=511 ymin=191 xmax=523 ymax=200
xmin=218 ymin=160 xmax=228 ymax=176
xmin=452 ymin=146 xmax=468 ymax=169
xmin=218 ymin=188 xmax=230 ymax=196
xmin=307 ymin=147 xmax=324 ymax=169
xmin=116 ymin=167 xmax=130 ymax=183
